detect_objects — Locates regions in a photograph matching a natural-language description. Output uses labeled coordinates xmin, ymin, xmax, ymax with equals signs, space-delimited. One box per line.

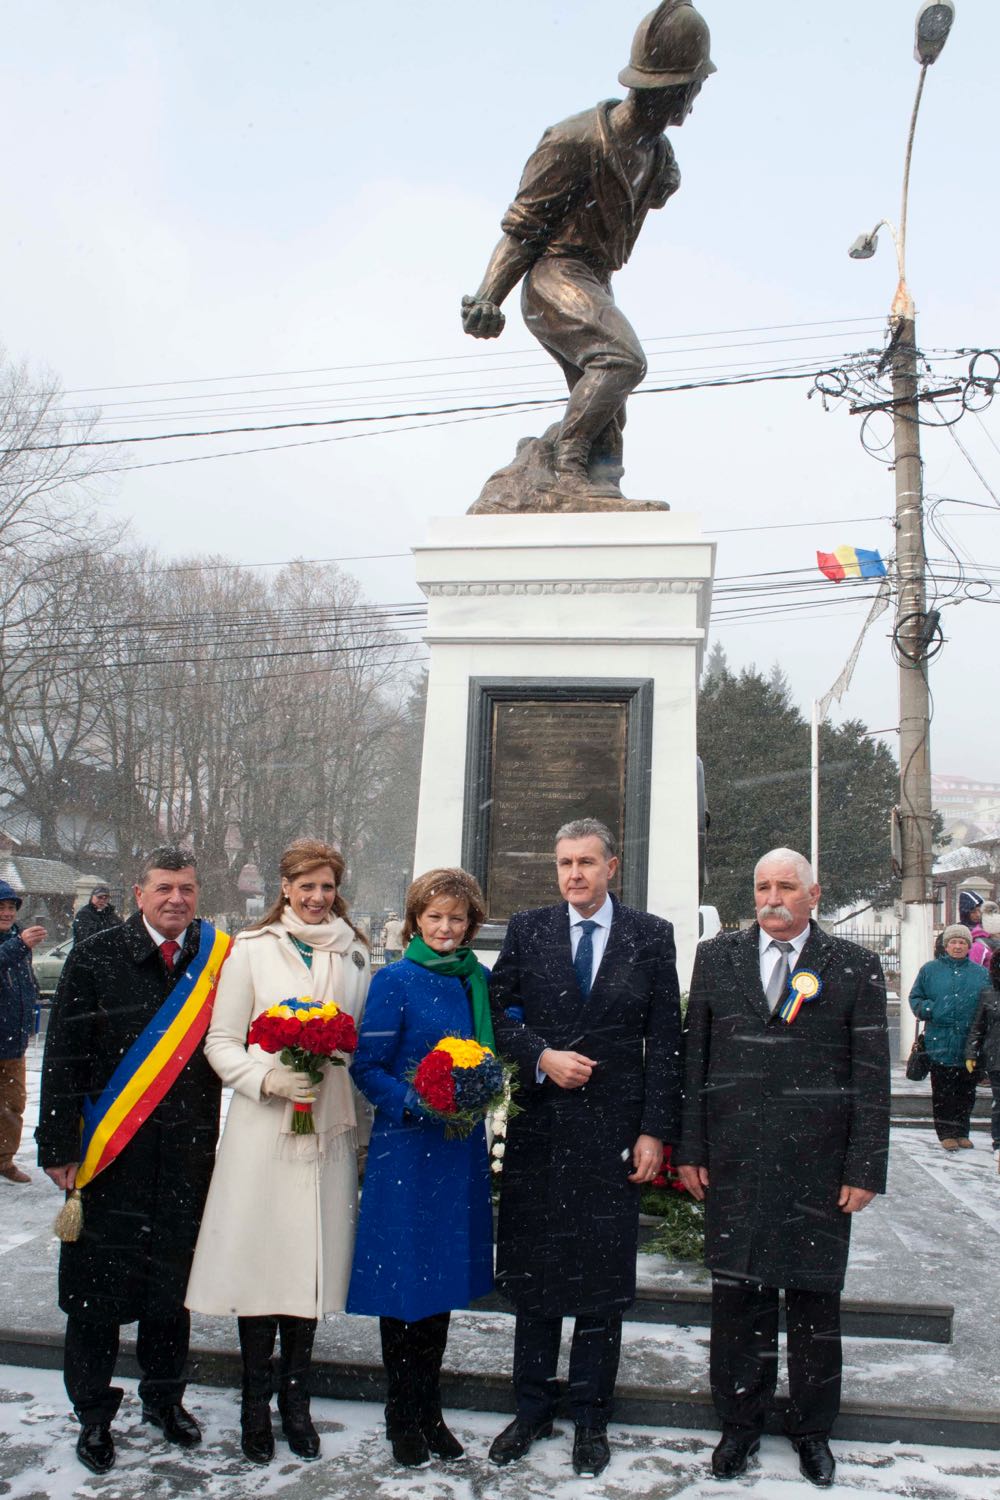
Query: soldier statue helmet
xmin=620 ymin=0 xmax=717 ymax=90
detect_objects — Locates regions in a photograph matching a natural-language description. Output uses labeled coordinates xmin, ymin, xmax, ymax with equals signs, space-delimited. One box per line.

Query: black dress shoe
xmin=76 ymin=1423 xmax=115 ymax=1474
xmin=142 ymin=1402 xmax=202 ymax=1448
xmin=792 ymin=1435 xmax=836 ymax=1487
xmin=389 ymin=1427 xmax=431 ymax=1467
xmin=420 ymin=1416 xmax=465 ymax=1460
xmin=488 ymin=1416 xmax=554 ymax=1466
xmin=573 ymin=1427 xmax=611 ymax=1477
xmin=711 ymin=1430 xmax=760 ymax=1479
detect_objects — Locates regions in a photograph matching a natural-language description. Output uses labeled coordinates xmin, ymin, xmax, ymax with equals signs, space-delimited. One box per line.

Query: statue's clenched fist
xmin=461 ymin=295 xmax=505 ymax=339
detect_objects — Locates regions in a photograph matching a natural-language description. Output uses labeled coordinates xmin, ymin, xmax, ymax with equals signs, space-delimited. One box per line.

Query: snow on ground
xmin=3 ymin=1365 xmax=1000 ymax=1500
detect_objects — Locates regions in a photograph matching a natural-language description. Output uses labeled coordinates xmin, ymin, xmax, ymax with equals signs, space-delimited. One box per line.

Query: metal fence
xmin=830 ymin=927 xmax=900 ymax=988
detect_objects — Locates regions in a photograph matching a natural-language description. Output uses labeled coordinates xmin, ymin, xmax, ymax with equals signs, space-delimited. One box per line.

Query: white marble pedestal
xmin=411 ymin=513 xmax=715 ymax=985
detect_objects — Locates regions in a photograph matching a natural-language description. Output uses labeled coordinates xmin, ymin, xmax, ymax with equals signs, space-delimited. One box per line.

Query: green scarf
xmin=404 ymin=935 xmax=495 ymax=1053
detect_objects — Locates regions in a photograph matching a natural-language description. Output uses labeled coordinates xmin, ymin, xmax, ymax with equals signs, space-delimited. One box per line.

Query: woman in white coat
xmin=187 ymin=838 xmax=370 ymax=1464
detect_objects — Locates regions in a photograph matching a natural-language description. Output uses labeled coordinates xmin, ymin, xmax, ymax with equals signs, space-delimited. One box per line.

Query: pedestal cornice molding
xmin=422 ymin=578 xmax=704 ymax=598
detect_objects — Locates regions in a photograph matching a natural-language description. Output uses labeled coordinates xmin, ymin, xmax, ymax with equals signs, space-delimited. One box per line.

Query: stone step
xmin=2 ymin=1326 xmax=994 ymax=1452
xmin=472 ymin=1286 xmax=953 ymax=1343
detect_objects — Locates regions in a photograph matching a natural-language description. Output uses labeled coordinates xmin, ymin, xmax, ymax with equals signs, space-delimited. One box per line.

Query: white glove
xmin=263 ymin=1067 xmax=317 ymax=1103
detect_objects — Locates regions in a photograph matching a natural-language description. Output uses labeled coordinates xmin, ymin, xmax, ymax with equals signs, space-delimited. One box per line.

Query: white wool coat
xmin=186 ymin=924 xmax=370 ymax=1317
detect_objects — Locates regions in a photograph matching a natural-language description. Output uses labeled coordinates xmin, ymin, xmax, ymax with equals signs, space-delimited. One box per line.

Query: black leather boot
xmin=238 ymin=1316 xmax=276 ymax=1464
xmin=277 ymin=1316 xmax=320 ymax=1459
xmin=380 ymin=1315 xmax=433 ymax=1467
xmin=414 ymin=1313 xmax=462 ymax=1458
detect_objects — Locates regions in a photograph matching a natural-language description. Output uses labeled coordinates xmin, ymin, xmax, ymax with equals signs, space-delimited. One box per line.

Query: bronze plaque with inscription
xmin=485 ymin=699 xmax=626 ymax=919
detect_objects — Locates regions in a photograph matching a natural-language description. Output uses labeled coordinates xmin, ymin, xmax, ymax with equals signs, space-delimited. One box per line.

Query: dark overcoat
xmin=679 ymin=922 xmax=890 ymax=1293
xmin=36 ymin=913 xmax=222 ymax=1323
xmin=0 ymin=925 xmax=40 ymax=1059
xmin=71 ymin=902 xmax=123 ymax=946
xmin=489 ymin=896 xmax=682 ymax=1318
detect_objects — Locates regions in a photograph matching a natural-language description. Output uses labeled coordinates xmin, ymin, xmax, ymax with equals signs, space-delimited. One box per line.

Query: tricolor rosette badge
xmin=778 ymin=970 xmax=822 ymax=1025
xmin=248 ymin=996 xmax=358 ymax=1134
xmin=409 ymin=1037 xmax=509 ymax=1140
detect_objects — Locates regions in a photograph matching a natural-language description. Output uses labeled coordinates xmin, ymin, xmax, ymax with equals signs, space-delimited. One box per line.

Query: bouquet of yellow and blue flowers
xmin=409 ymin=1036 xmax=511 ymax=1140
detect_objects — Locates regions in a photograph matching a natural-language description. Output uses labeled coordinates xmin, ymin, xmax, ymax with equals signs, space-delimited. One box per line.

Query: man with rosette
xmin=487 ymin=818 xmax=682 ymax=1478
xmin=677 ymin=848 xmax=890 ymax=1489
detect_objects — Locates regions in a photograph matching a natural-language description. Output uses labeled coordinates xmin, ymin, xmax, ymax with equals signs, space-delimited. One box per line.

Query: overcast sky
xmin=3 ymin=0 xmax=998 ymax=787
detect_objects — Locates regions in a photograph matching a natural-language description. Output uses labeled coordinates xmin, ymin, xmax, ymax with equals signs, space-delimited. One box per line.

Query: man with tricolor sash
xmin=37 ymin=848 xmax=231 ymax=1476
xmin=677 ymin=848 xmax=890 ymax=1489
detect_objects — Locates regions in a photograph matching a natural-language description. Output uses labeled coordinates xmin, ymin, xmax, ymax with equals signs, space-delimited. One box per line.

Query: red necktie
xmin=160 ymin=939 xmax=180 ymax=969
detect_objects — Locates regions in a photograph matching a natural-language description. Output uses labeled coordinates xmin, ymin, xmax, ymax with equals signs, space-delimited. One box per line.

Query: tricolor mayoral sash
xmin=76 ymin=921 xmax=232 ymax=1191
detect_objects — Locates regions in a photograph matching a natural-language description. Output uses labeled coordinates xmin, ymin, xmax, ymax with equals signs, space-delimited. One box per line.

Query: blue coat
xmin=346 ymin=958 xmax=494 ymax=1322
xmin=0 ymin=926 xmax=39 ymax=1060
xmin=909 ymin=955 xmax=991 ymax=1066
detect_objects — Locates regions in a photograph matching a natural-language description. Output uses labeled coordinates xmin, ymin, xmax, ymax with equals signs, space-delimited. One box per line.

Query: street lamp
xmin=848 ymin=1 xmax=954 ymax=1056
xmin=914 ymin=1 xmax=955 ymax=65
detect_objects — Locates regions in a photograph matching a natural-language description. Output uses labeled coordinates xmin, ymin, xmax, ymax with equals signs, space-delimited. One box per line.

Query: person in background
xmin=187 ymin=838 xmax=370 ymax=1466
xmin=909 ymin=924 xmax=991 ymax=1153
xmin=381 ymin=912 xmax=404 ymax=964
xmin=348 ymin=868 xmax=494 ymax=1469
xmin=0 ymin=880 xmax=45 ymax=1184
xmin=959 ymin=890 xmax=984 ymax=932
xmin=965 ymin=945 xmax=1000 ymax=1173
xmin=71 ymin=885 xmax=123 ymax=946
xmin=969 ymin=909 xmax=1000 ymax=970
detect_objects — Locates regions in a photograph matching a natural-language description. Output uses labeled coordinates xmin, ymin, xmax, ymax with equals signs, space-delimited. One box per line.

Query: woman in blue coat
xmin=909 ymin=923 xmax=991 ymax=1150
xmin=348 ymin=868 xmax=494 ymax=1468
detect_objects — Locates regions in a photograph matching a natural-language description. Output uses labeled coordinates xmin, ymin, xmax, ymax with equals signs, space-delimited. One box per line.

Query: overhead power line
xmin=2 ymin=364 xmax=848 ymax=456
xmin=58 ymin=315 xmax=888 ymax=396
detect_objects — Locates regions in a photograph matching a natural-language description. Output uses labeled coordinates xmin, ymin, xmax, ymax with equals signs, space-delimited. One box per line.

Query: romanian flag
xmin=817 ymin=546 xmax=887 ymax=582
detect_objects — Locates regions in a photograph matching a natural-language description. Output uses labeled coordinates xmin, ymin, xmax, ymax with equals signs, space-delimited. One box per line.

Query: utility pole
xmin=849 ymin=1 xmax=954 ymax=1054
xmin=891 ymin=311 xmax=934 ymax=1055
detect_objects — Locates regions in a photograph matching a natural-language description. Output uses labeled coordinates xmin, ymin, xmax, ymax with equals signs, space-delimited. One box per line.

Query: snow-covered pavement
xmin=3 ymin=1366 xmax=1000 ymax=1500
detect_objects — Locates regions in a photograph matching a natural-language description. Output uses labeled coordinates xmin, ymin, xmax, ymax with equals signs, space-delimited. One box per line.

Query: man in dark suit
xmin=487 ymin=817 xmax=681 ymax=1477
xmin=677 ymin=848 xmax=890 ymax=1489
xmin=37 ymin=849 xmax=223 ymax=1476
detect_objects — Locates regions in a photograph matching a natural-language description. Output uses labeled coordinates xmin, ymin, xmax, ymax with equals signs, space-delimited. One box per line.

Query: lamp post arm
xmin=894 ymin=62 xmax=929 ymax=322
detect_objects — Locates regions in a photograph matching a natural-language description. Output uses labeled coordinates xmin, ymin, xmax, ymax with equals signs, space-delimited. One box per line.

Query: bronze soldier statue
xmin=462 ymin=1 xmax=715 ymax=514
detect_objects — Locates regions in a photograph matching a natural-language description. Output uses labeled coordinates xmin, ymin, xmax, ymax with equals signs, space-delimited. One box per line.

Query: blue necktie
xmin=573 ymin=919 xmax=598 ymax=997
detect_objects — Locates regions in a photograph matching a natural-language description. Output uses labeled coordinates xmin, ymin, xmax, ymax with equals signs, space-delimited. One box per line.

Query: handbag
xmin=905 ymin=1025 xmax=931 ymax=1082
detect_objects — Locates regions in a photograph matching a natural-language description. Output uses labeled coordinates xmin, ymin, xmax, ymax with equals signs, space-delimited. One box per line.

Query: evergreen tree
xmin=698 ymin=658 xmax=897 ymax=921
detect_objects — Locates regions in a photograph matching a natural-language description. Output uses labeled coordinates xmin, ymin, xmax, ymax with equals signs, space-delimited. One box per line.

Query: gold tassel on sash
xmin=53 ymin=1188 xmax=84 ymax=1243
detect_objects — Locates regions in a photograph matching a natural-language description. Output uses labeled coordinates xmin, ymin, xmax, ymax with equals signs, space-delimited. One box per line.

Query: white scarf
xmin=242 ymin=909 xmax=361 ymax=1161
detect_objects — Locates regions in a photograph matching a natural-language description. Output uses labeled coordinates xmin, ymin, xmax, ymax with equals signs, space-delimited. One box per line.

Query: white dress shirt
xmin=536 ymin=895 xmax=616 ymax=1084
xmin=758 ymin=922 xmax=811 ymax=997
xmin=568 ymin=893 xmax=614 ymax=989
xmin=143 ymin=917 xmax=189 ymax=962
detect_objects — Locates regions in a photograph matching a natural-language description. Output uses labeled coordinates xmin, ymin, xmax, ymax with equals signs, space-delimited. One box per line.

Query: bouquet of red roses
xmin=409 ymin=1036 xmax=513 ymax=1140
xmin=248 ymin=996 xmax=358 ymax=1134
